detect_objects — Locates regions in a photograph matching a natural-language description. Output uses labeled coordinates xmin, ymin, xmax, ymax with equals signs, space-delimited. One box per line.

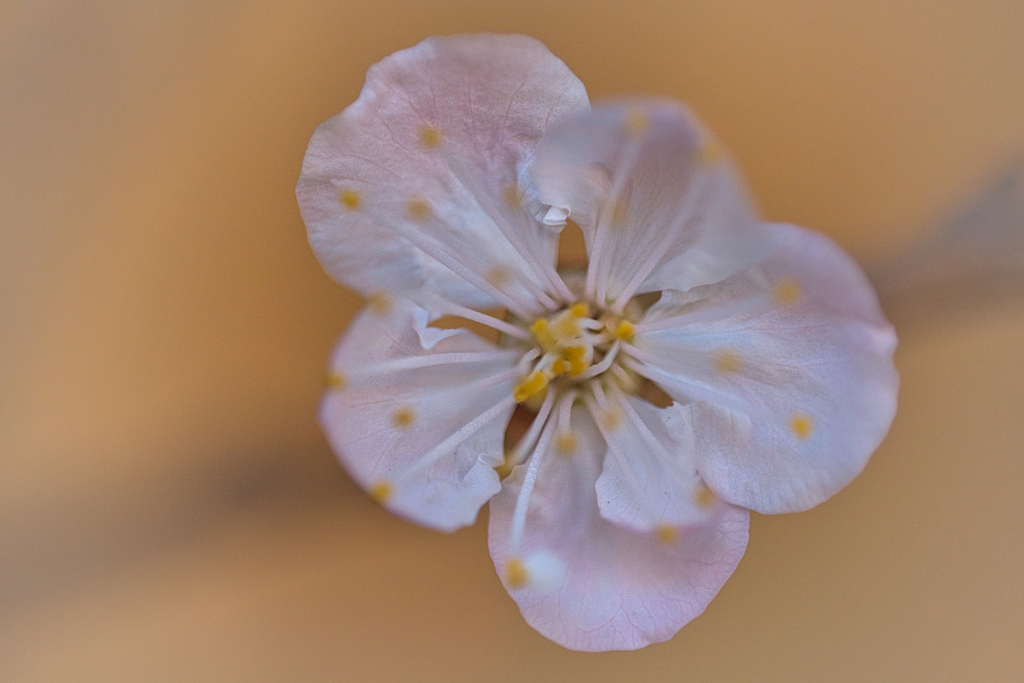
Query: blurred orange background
xmin=1 ymin=1 xmax=1022 ymax=680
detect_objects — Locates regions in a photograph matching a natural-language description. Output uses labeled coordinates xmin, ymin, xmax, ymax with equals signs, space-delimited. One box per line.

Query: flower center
xmin=512 ymin=301 xmax=636 ymax=404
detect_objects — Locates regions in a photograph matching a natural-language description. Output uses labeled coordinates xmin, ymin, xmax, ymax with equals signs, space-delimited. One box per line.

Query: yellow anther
xmin=514 ymin=370 xmax=551 ymax=403
xmin=325 ymin=371 xmax=347 ymax=391
xmin=623 ymin=107 xmax=650 ymax=136
xmin=694 ymin=481 xmax=716 ymax=508
xmin=368 ymin=480 xmax=393 ymax=504
xmin=696 ymin=136 xmax=724 ymax=165
xmin=391 ymin=406 xmax=416 ymax=429
xmin=530 ymin=319 xmax=557 ymax=353
xmin=555 ymin=430 xmax=578 ymax=456
xmin=367 ymin=292 xmax=393 ymax=315
xmin=570 ymin=302 xmax=589 ymax=318
xmin=600 ymin=407 xmax=623 ymax=431
xmin=614 ymin=320 xmax=635 ymax=343
xmin=495 ymin=450 xmax=515 ymax=480
xmin=406 ymin=197 xmax=432 ymax=222
xmin=338 ymin=188 xmax=361 ymax=210
xmin=551 ymin=359 xmax=568 ymax=375
xmin=563 ymin=345 xmax=589 ymax=376
xmin=656 ymin=524 xmax=679 ymax=545
xmin=506 ymin=557 xmax=529 ymax=589
xmin=419 ymin=125 xmax=442 ymax=149
xmin=713 ymin=348 xmax=743 ymax=374
xmin=790 ymin=413 xmax=814 ymax=441
xmin=774 ymin=277 xmax=803 ymax=306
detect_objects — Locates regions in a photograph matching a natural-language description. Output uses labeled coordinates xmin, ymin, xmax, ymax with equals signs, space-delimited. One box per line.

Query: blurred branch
xmin=867 ymin=155 xmax=1024 ymax=332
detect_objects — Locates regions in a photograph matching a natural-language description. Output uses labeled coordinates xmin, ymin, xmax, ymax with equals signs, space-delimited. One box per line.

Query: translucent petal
xmin=297 ymin=34 xmax=588 ymax=315
xmin=590 ymin=392 xmax=721 ymax=532
xmin=488 ymin=407 xmax=749 ymax=651
xmin=628 ymin=223 xmax=899 ymax=514
xmin=528 ymin=100 xmax=767 ymax=307
xmin=321 ymin=297 xmax=520 ymax=531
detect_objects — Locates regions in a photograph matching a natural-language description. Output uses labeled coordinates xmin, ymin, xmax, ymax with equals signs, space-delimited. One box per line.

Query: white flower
xmin=296 ymin=34 xmax=898 ymax=651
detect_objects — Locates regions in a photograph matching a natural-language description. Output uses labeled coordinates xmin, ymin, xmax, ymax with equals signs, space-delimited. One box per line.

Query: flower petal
xmin=321 ymin=296 xmax=520 ymax=531
xmin=297 ymin=34 xmax=589 ymax=315
xmin=588 ymin=390 xmax=721 ymax=532
xmin=528 ymin=100 xmax=767 ymax=308
xmin=627 ymin=223 xmax=899 ymax=514
xmin=489 ymin=407 xmax=749 ymax=651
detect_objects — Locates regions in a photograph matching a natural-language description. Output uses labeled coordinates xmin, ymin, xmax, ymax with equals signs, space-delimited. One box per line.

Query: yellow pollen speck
xmin=694 ymin=481 xmax=716 ymax=508
xmin=696 ymin=136 xmax=724 ymax=165
xmin=623 ymin=107 xmax=650 ymax=136
xmin=502 ymin=184 xmax=524 ymax=210
xmin=551 ymin=359 xmax=568 ymax=375
xmin=392 ymin=406 xmax=416 ymax=429
xmin=600 ymin=408 xmax=623 ymax=431
xmin=325 ymin=372 xmax=347 ymax=391
xmin=368 ymin=480 xmax=393 ymax=504
xmin=614 ymin=320 xmax=635 ymax=343
xmin=713 ymin=349 xmax=743 ymax=374
xmin=791 ymin=413 xmax=814 ymax=441
xmin=514 ymin=370 xmax=550 ymax=403
xmin=419 ymin=125 xmax=442 ymax=148
xmin=367 ymin=292 xmax=393 ymax=315
xmin=570 ymin=302 xmax=589 ymax=318
xmin=555 ymin=430 xmax=578 ymax=456
xmin=338 ymin=188 xmax=361 ymax=210
xmin=563 ymin=345 xmax=589 ymax=376
xmin=656 ymin=524 xmax=679 ymax=545
xmin=775 ymin=278 xmax=803 ymax=306
xmin=406 ymin=198 xmax=432 ymax=222
xmin=506 ymin=557 xmax=529 ymax=589
xmin=486 ymin=265 xmax=512 ymax=288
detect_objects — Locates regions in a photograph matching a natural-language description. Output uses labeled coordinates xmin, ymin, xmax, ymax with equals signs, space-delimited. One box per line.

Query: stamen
xmin=790 ymin=413 xmax=814 ymax=440
xmin=345 ymin=349 xmax=521 ymax=380
xmin=775 ymin=278 xmax=803 ymax=306
xmin=368 ymin=480 xmax=393 ymax=504
xmin=376 ymin=205 xmax=541 ymax=319
xmin=531 ymin=319 xmax=558 ymax=352
xmin=575 ymin=340 xmax=621 ymax=380
xmin=620 ymin=354 xmax=763 ymax=417
xmin=554 ymin=392 xmax=578 ymax=456
xmin=633 ymin=298 xmax=756 ymax=334
xmin=585 ymin=135 xmax=646 ymax=301
xmin=513 ymin=369 xmax=552 ymax=403
xmin=503 ymin=390 xmax=558 ymax=472
xmin=338 ymin=188 xmax=361 ymax=210
xmin=444 ymin=156 xmax=575 ymax=305
xmin=397 ymin=394 xmax=518 ymax=484
xmin=509 ymin=392 xmax=575 ymax=553
xmin=609 ymin=170 xmax=712 ymax=313
xmin=431 ymin=299 xmax=531 ymax=341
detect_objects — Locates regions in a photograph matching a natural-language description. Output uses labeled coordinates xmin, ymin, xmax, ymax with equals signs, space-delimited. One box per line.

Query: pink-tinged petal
xmin=588 ymin=391 xmax=721 ymax=532
xmin=489 ymin=407 xmax=749 ymax=651
xmin=528 ymin=100 xmax=767 ymax=308
xmin=297 ymin=34 xmax=589 ymax=315
xmin=628 ymin=223 xmax=899 ymax=514
xmin=322 ymin=297 xmax=520 ymax=532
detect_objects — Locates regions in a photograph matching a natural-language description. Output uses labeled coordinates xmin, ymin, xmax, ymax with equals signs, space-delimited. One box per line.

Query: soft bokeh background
xmin=2 ymin=1 xmax=1023 ymax=680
